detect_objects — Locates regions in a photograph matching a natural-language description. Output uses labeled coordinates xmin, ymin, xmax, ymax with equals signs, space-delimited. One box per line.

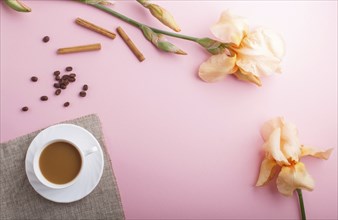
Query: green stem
xmin=86 ymin=3 xmax=199 ymax=42
xmin=296 ymin=189 xmax=306 ymax=220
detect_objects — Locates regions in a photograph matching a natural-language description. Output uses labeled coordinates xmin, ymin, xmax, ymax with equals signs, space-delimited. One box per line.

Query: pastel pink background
xmin=1 ymin=1 xmax=337 ymax=219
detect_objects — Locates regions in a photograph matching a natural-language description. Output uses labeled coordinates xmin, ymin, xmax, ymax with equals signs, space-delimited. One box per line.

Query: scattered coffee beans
xmin=60 ymin=84 xmax=67 ymax=90
xmin=22 ymin=66 xmax=85 ymax=112
xmin=79 ymin=91 xmax=86 ymax=97
xmin=65 ymin=66 xmax=73 ymax=72
xmin=31 ymin=76 xmax=38 ymax=82
xmin=42 ymin=36 xmax=50 ymax=43
xmin=53 ymin=83 xmax=60 ymax=88
xmin=55 ymin=89 xmax=61 ymax=95
xmin=40 ymin=96 xmax=48 ymax=101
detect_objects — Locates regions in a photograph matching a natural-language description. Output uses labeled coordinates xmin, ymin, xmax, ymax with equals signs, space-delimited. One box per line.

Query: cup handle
xmin=84 ymin=146 xmax=98 ymax=157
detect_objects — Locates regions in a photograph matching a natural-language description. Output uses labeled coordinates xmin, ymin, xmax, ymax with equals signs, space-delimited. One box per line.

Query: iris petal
xmin=234 ymin=68 xmax=262 ymax=86
xmin=256 ymin=158 xmax=278 ymax=186
xmin=301 ymin=146 xmax=333 ymax=160
xmin=276 ymin=162 xmax=314 ymax=196
xmin=235 ymin=28 xmax=285 ymax=77
xmin=281 ymin=122 xmax=301 ymax=162
xmin=260 ymin=117 xmax=284 ymax=141
xmin=210 ymin=10 xmax=248 ymax=46
xmin=264 ymin=127 xmax=289 ymax=165
xmin=198 ymin=53 xmax=237 ymax=82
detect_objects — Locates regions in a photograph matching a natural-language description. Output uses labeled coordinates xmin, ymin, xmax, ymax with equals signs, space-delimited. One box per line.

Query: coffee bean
xmin=82 ymin=84 xmax=88 ymax=91
xmin=31 ymin=76 xmax=38 ymax=82
xmin=53 ymin=83 xmax=60 ymax=88
xmin=40 ymin=96 xmax=48 ymax=101
xmin=60 ymin=78 xmax=69 ymax=84
xmin=53 ymin=71 xmax=60 ymax=76
xmin=55 ymin=89 xmax=61 ymax=95
xmin=63 ymin=102 xmax=70 ymax=107
xmin=65 ymin=66 xmax=73 ymax=72
xmin=60 ymin=84 xmax=67 ymax=90
xmin=42 ymin=36 xmax=50 ymax=43
xmin=69 ymin=73 xmax=76 ymax=78
xmin=61 ymin=75 xmax=69 ymax=80
xmin=21 ymin=106 xmax=29 ymax=111
xmin=55 ymin=75 xmax=61 ymax=81
xmin=68 ymin=77 xmax=75 ymax=82
xmin=79 ymin=91 xmax=86 ymax=97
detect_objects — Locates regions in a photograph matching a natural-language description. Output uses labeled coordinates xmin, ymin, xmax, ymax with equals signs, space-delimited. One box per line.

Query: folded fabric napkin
xmin=0 ymin=114 xmax=125 ymax=220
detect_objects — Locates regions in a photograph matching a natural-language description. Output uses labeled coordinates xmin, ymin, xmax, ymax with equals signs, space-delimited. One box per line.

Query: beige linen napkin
xmin=0 ymin=114 xmax=125 ymax=220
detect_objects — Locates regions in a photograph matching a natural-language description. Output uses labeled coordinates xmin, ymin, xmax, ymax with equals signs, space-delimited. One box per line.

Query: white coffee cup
xmin=33 ymin=139 xmax=98 ymax=189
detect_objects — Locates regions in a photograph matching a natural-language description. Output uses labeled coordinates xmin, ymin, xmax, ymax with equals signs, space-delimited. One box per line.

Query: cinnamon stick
xmin=116 ymin=26 xmax=145 ymax=62
xmin=75 ymin=18 xmax=116 ymax=39
xmin=57 ymin=43 xmax=101 ymax=54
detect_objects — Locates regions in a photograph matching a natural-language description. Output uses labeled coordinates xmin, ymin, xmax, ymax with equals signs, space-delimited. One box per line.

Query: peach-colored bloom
xmin=256 ymin=117 xmax=333 ymax=196
xmin=199 ymin=10 xmax=285 ymax=86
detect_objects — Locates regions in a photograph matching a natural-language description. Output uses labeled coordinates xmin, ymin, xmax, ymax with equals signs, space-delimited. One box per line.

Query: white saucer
xmin=25 ymin=124 xmax=104 ymax=203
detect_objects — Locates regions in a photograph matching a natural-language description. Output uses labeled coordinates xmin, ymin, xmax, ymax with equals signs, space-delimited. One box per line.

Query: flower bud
xmin=4 ymin=0 xmax=31 ymax=12
xmin=137 ymin=0 xmax=181 ymax=32
xmin=142 ymin=25 xmax=157 ymax=42
xmin=141 ymin=26 xmax=186 ymax=55
xmin=157 ymin=38 xmax=187 ymax=55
